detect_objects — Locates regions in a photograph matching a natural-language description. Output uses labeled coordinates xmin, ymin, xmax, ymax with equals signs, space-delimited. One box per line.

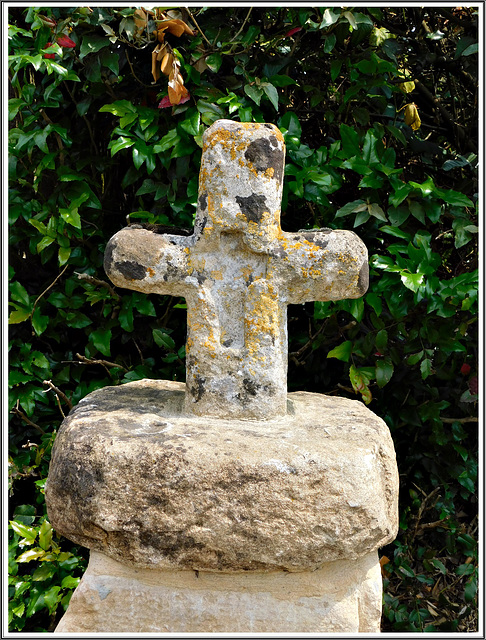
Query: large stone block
xmin=46 ymin=379 xmax=398 ymax=573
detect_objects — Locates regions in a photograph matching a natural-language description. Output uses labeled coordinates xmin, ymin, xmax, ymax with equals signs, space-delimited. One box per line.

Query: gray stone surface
xmin=46 ymin=379 xmax=398 ymax=573
xmin=55 ymin=550 xmax=383 ymax=633
xmin=104 ymin=120 xmax=368 ymax=419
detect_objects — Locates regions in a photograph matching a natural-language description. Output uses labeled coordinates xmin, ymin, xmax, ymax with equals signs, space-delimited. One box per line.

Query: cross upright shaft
xmin=104 ymin=120 xmax=368 ymax=419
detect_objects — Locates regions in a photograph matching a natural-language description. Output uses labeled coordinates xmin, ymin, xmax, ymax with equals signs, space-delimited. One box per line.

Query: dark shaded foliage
xmin=8 ymin=6 xmax=478 ymax=631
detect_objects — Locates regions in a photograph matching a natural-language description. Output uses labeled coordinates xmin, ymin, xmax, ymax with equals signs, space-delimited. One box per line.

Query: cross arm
xmin=104 ymin=226 xmax=194 ymax=296
xmin=271 ymin=228 xmax=369 ymax=305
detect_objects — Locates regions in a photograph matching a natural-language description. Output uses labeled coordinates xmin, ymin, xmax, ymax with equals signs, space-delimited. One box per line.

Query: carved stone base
xmin=46 ymin=379 xmax=399 ymax=633
xmin=56 ymin=550 xmax=382 ymax=633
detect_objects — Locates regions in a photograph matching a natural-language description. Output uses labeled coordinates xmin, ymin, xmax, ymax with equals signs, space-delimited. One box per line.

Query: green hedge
xmin=8 ymin=6 xmax=478 ymax=632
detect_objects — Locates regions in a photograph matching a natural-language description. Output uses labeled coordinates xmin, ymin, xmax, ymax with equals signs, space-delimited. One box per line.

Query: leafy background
xmin=8 ymin=6 xmax=478 ymax=632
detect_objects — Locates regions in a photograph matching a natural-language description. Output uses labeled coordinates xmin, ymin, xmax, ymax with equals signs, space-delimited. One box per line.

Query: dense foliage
xmin=8 ymin=6 xmax=478 ymax=632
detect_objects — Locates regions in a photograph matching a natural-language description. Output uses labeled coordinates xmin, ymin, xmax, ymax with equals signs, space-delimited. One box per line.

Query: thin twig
xmin=31 ymin=264 xmax=68 ymax=321
xmin=11 ymin=405 xmax=45 ymax=436
xmin=442 ymin=416 xmax=478 ymax=423
xmin=43 ymin=380 xmax=73 ymax=411
xmin=230 ymin=7 xmax=252 ymax=42
xmin=417 ymin=517 xmax=451 ymax=532
xmin=125 ymin=48 xmax=154 ymax=87
xmin=74 ymin=271 xmax=121 ymax=300
xmin=76 ymin=353 xmax=129 ymax=373
xmin=186 ymin=8 xmax=211 ymax=46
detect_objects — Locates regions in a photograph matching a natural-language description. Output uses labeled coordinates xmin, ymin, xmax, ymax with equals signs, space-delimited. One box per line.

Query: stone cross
xmin=104 ymin=120 xmax=368 ymax=419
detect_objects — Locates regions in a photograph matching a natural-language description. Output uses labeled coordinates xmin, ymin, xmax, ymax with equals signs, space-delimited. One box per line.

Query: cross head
xmin=104 ymin=120 xmax=368 ymax=419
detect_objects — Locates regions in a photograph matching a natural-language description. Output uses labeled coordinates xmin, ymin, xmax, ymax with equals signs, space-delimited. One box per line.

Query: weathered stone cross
xmin=104 ymin=120 xmax=368 ymax=419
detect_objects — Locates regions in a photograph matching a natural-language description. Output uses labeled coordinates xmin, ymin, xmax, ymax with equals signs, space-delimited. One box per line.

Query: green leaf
xmin=324 ymin=33 xmax=336 ymax=53
xmin=389 ymin=182 xmax=413 ymax=207
xmin=420 ymin=358 xmax=432 ymax=379
xmin=327 ymin=340 xmax=352 ymax=362
xmin=244 ymin=84 xmax=263 ymax=106
xmin=462 ymin=43 xmax=478 ymax=56
xmin=407 ymin=350 xmax=424 ymax=365
xmin=17 ymin=548 xmax=45 ymax=563
xmin=279 ymin=111 xmax=301 ymax=138
xmin=464 ymin=578 xmax=477 ymax=602
xmin=153 ymin=329 xmax=176 ymax=350
xmin=340 ymin=124 xmax=360 ymax=157
xmin=180 ymin=109 xmax=200 ymax=136
xmin=153 ymin=128 xmax=179 ymax=153
xmin=379 ymin=225 xmax=412 ymax=240
xmin=335 ymin=199 xmax=367 ymax=218
xmin=109 ymin=136 xmax=135 ymax=156
xmin=43 ymin=585 xmax=61 ymax=614
xmin=205 ymin=52 xmax=222 ymax=73
xmin=60 ymin=207 xmax=81 ymax=228
xmin=368 ymin=203 xmax=387 ymax=221
xmin=32 ymin=307 xmax=49 ymax=335
xmin=330 ymin=59 xmax=342 ymax=81
xmin=262 ymin=82 xmax=279 ymax=111
xmin=400 ymin=271 xmax=424 ymax=292
xmin=439 ymin=189 xmax=473 ymax=207
xmin=269 ymin=74 xmax=296 ymax=87
xmin=89 ymin=328 xmax=112 ymax=356
xmin=45 ymin=61 xmax=69 ymax=77
xmin=321 ymin=8 xmax=341 ymax=27
xmin=33 ymin=563 xmax=56 ymax=582
xmin=38 ymin=520 xmax=52 ymax=551
xmin=375 ymin=329 xmax=388 ymax=351
xmin=58 ymin=246 xmax=72 ymax=265
xmin=61 ymin=575 xmax=80 ymax=589
xmin=10 ymin=521 xmax=37 ymax=542
xmin=366 ymin=292 xmax=382 ymax=316
xmin=343 ymin=11 xmax=357 ymax=29
xmin=80 ymin=34 xmax=110 ymax=59
xmin=10 ymin=281 xmax=30 ymax=306
xmin=376 ymin=357 xmax=394 ymax=388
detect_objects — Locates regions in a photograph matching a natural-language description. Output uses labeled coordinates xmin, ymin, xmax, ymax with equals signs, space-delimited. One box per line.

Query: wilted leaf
xmin=399 ymin=80 xmax=415 ymax=93
xmin=404 ymin=103 xmax=421 ymax=130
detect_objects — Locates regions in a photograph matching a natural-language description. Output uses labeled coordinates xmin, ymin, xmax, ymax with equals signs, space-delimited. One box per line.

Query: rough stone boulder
xmin=46 ymin=379 xmax=398 ymax=573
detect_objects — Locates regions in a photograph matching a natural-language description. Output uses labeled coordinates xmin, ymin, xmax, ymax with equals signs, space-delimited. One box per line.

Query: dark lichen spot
xmin=142 ymin=224 xmax=192 ymax=236
xmin=194 ymin=215 xmax=207 ymax=240
xmin=191 ymin=374 xmax=206 ymax=402
xmin=271 ymin=245 xmax=288 ymax=259
xmin=103 ymin=239 xmax=116 ymax=275
xmin=358 ymin=260 xmax=369 ymax=294
xmin=245 ymin=136 xmax=284 ymax=182
xmin=264 ymin=123 xmax=273 ymax=129
xmin=198 ymin=193 xmax=208 ymax=211
xmin=196 ymin=273 xmax=206 ymax=285
xmin=235 ymin=193 xmax=267 ymax=224
xmin=163 ymin=263 xmax=182 ymax=282
xmin=298 ymin=232 xmax=330 ymax=249
xmin=243 ymin=378 xmax=259 ymax=396
xmin=222 ymin=339 xmax=233 ymax=347
xmin=115 ymin=260 xmax=146 ymax=280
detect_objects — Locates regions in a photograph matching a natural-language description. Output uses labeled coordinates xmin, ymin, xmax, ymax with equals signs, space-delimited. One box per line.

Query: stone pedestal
xmin=55 ymin=550 xmax=382 ymax=633
xmin=46 ymin=379 xmax=398 ymax=633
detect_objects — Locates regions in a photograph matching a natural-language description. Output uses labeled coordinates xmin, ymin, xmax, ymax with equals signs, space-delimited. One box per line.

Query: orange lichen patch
xmin=207 ymin=126 xmax=247 ymax=160
xmin=146 ymin=267 xmax=155 ymax=277
xmin=244 ymin=283 xmax=279 ymax=356
xmin=264 ymin=167 xmax=275 ymax=179
xmin=211 ymin=270 xmax=223 ymax=281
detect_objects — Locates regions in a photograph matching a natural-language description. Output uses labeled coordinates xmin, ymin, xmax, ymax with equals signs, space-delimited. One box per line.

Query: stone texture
xmin=45 ymin=379 xmax=398 ymax=573
xmin=55 ymin=550 xmax=382 ymax=633
xmin=104 ymin=120 xmax=368 ymax=420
